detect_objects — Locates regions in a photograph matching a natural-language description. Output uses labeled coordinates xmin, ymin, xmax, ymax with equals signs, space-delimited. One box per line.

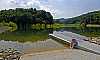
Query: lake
xmin=59 ymin=27 xmax=100 ymax=37
xmin=0 ymin=27 xmax=100 ymax=52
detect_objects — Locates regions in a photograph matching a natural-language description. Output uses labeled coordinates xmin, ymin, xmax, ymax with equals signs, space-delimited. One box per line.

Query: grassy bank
xmin=32 ymin=24 xmax=81 ymax=29
xmin=65 ymin=24 xmax=80 ymax=27
xmin=80 ymin=32 xmax=100 ymax=37
xmin=87 ymin=24 xmax=100 ymax=27
xmin=32 ymin=23 xmax=65 ymax=29
xmin=64 ymin=24 xmax=100 ymax=28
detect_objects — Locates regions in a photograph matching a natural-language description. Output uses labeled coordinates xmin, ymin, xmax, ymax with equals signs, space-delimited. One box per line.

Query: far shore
xmin=65 ymin=24 xmax=100 ymax=27
xmin=87 ymin=24 xmax=100 ymax=27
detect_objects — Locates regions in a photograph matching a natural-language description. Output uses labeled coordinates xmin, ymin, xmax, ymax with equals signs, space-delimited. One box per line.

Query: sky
xmin=0 ymin=0 xmax=100 ymax=19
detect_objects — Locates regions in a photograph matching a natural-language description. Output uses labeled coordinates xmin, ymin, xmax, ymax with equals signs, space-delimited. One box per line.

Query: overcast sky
xmin=0 ymin=0 xmax=100 ymax=18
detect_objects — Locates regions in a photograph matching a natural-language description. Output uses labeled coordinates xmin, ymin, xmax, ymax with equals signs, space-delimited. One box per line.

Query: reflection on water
xmin=0 ymin=28 xmax=54 ymax=42
xmin=0 ymin=27 xmax=100 ymax=52
xmin=0 ymin=28 xmax=55 ymax=52
xmin=59 ymin=27 xmax=100 ymax=37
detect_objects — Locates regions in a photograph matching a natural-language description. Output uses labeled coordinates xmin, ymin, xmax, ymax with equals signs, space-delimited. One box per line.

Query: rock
xmin=0 ymin=48 xmax=22 ymax=60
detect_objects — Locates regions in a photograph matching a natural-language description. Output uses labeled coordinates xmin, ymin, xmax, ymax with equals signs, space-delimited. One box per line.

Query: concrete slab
xmin=49 ymin=31 xmax=100 ymax=55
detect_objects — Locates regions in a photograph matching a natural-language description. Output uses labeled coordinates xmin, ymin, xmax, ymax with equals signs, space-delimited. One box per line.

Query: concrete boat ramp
xmin=49 ymin=31 xmax=100 ymax=55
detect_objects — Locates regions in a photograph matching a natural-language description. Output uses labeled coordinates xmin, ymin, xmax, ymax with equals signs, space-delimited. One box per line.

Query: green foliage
xmin=0 ymin=23 xmax=3 ymax=27
xmin=32 ymin=23 xmax=65 ymax=29
xmin=65 ymin=24 xmax=80 ymax=27
xmin=8 ymin=22 xmax=17 ymax=32
xmin=0 ymin=22 xmax=17 ymax=32
xmin=0 ymin=8 xmax=53 ymax=31
xmin=65 ymin=10 xmax=100 ymax=25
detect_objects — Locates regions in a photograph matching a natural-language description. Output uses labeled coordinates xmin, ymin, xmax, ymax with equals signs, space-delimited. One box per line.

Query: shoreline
xmin=87 ymin=37 xmax=100 ymax=45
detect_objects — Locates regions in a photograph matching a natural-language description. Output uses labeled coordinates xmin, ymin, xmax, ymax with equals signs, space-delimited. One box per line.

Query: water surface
xmin=0 ymin=27 xmax=100 ymax=52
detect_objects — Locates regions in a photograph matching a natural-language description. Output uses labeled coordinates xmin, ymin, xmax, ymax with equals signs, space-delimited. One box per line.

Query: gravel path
xmin=21 ymin=49 xmax=100 ymax=60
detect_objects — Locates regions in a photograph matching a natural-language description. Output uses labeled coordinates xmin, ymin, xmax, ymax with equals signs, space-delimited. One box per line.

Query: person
xmin=70 ymin=39 xmax=78 ymax=49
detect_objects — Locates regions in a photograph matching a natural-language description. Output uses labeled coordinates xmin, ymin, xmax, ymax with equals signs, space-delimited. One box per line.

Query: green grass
xmin=49 ymin=23 xmax=65 ymax=29
xmin=32 ymin=23 xmax=65 ymax=29
xmin=65 ymin=24 xmax=80 ymax=27
xmin=32 ymin=23 xmax=80 ymax=29
xmin=79 ymin=32 xmax=100 ymax=37
xmin=64 ymin=24 xmax=100 ymax=28
xmin=87 ymin=24 xmax=100 ymax=27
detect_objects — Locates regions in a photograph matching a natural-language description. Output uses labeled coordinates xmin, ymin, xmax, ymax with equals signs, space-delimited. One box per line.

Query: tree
xmin=0 ymin=8 xmax=53 ymax=31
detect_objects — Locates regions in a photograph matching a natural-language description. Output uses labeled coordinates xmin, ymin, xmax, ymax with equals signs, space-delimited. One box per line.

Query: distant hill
xmin=54 ymin=18 xmax=68 ymax=23
xmin=55 ymin=10 xmax=100 ymax=24
xmin=66 ymin=10 xmax=100 ymax=24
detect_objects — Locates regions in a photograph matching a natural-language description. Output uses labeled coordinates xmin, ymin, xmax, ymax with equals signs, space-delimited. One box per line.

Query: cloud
xmin=0 ymin=0 xmax=11 ymax=9
xmin=0 ymin=0 xmax=61 ymax=18
xmin=0 ymin=0 xmax=100 ymax=18
xmin=9 ymin=0 xmax=41 ymax=9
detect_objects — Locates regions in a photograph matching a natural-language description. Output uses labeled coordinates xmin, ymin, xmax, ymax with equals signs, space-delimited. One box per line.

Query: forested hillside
xmin=65 ymin=10 xmax=100 ymax=24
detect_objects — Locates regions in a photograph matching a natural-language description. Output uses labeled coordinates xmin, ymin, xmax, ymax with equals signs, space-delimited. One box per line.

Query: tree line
xmin=80 ymin=11 xmax=100 ymax=26
xmin=0 ymin=8 xmax=53 ymax=31
xmin=65 ymin=10 xmax=100 ymax=26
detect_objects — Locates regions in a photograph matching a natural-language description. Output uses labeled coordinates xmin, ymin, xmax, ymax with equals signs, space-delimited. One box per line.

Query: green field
xmin=65 ymin=24 xmax=80 ymax=27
